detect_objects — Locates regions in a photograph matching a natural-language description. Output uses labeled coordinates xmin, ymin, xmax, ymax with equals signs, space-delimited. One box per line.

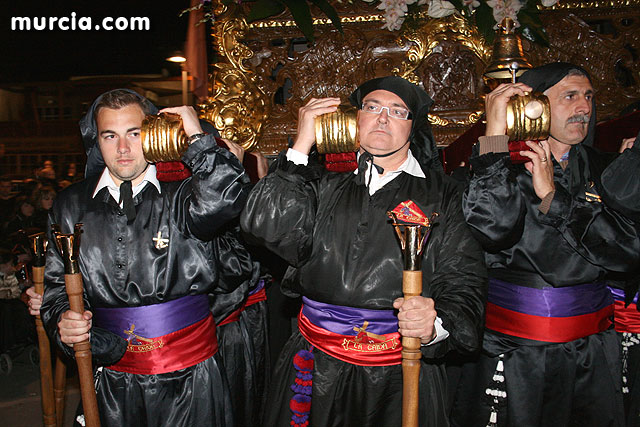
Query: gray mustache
xmin=567 ymin=114 xmax=589 ymax=124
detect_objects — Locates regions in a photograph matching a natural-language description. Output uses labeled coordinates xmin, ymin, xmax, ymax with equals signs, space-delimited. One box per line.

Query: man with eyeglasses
xmin=241 ymin=76 xmax=487 ymax=426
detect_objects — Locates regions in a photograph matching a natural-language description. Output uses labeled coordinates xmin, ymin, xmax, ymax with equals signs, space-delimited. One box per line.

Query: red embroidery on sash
xmin=107 ymin=314 xmax=218 ymax=375
xmin=297 ymin=311 xmax=402 ymax=366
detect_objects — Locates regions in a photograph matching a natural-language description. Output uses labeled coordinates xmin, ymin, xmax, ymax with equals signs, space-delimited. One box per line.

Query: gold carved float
xmin=200 ymin=1 xmax=640 ymax=154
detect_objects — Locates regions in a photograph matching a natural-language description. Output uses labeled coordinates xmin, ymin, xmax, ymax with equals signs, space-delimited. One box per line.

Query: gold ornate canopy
xmin=200 ymin=0 xmax=640 ymax=154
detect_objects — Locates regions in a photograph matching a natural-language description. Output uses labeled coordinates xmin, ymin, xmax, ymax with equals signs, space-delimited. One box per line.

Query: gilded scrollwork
xmin=394 ymin=14 xmax=491 ymax=79
xmin=525 ymin=13 xmax=640 ymax=120
xmin=543 ymin=0 xmax=640 ymax=10
xmin=204 ymin=1 xmax=640 ymax=153
xmin=198 ymin=12 xmax=270 ymax=151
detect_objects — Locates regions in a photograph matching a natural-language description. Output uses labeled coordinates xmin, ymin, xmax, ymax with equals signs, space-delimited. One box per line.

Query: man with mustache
xmin=454 ymin=63 xmax=640 ymax=426
xmin=39 ymin=89 xmax=250 ymax=426
xmin=241 ymin=76 xmax=487 ymax=426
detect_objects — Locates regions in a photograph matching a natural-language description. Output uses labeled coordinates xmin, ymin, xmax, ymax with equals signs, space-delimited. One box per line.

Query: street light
xmin=166 ymin=51 xmax=188 ymax=105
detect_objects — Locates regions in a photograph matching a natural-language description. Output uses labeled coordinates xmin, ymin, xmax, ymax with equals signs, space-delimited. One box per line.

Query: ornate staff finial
xmin=52 ymin=223 xmax=83 ymax=274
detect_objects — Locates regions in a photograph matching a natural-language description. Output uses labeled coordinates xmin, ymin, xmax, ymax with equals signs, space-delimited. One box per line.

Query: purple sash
xmin=488 ymin=279 xmax=612 ymax=317
xmin=93 ymin=294 xmax=210 ymax=340
xmin=301 ymin=297 xmax=397 ymax=335
xmin=608 ymin=286 xmax=638 ymax=304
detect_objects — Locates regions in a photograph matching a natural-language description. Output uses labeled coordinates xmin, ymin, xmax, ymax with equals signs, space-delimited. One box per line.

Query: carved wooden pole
xmin=53 ymin=224 xmax=100 ymax=427
xmin=54 ymin=356 xmax=66 ymax=427
xmin=29 ymin=232 xmax=56 ymax=427
xmin=388 ymin=210 xmax=437 ymax=427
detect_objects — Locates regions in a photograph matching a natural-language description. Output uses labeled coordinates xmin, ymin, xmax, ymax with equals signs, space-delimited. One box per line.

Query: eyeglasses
xmin=361 ymin=101 xmax=412 ymax=120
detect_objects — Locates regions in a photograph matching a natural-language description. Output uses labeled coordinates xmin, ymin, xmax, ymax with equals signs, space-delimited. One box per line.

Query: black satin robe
xmin=210 ymin=223 xmax=267 ymax=427
xmin=40 ymin=135 xmax=250 ymax=427
xmin=240 ymin=154 xmax=487 ymax=427
xmin=463 ymin=148 xmax=639 ymax=289
xmin=454 ymin=147 xmax=640 ymax=427
xmin=601 ymin=141 xmax=640 ymax=427
xmin=600 ymin=136 xmax=640 ymax=222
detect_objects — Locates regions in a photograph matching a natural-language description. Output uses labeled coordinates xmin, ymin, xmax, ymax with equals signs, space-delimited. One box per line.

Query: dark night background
xmin=1 ymin=1 xmax=192 ymax=83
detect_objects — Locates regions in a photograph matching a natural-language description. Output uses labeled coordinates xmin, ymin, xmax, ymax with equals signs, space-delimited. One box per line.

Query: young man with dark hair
xmin=40 ymin=89 xmax=250 ymax=426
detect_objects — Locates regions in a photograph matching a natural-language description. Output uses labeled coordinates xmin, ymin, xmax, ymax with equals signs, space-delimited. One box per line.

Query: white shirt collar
xmin=92 ymin=164 xmax=161 ymax=200
xmin=353 ymin=149 xmax=425 ymax=178
xmin=354 ymin=149 xmax=425 ymax=195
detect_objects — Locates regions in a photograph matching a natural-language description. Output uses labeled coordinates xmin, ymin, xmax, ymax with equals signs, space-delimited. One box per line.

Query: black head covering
xmin=79 ymin=89 xmax=158 ymax=178
xmin=518 ymin=62 xmax=595 ymax=195
xmin=349 ymin=76 xmax=441 ymax=172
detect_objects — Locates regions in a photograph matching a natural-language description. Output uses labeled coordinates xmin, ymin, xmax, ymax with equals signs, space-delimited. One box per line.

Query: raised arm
xmin=162 ymin=106 xmax=251 ymax=241
xmin=240 ymin=97 xmax=338 ymax=266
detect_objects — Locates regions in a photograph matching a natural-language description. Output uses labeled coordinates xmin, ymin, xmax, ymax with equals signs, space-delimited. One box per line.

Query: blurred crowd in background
xmin=0 ymin=160 xmax=82 ymax=357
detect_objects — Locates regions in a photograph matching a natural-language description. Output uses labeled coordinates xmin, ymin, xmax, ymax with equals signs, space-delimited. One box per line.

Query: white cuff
xmin=422 ymin=316 xmax=449 ymax=346
xmin=286 ymin=148 xmax=309 ymax=166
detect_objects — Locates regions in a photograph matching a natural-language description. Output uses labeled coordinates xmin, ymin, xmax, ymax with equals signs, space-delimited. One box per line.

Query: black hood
xmin=79 ymin=89 xmax=158 ymax=178
xmin=349 ymin=76 xmax=441 ymax=172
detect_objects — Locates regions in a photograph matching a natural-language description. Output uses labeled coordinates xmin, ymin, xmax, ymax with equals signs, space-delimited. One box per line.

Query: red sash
xmin=486 ymin=302 xmax=613 ymax=343
xmin=246 ymin=287 xmax=267 ymax=306
xmin=218 ymin=288 xmax=267 ymax=327
xmin=297 ymin=310 xmax=402 ymax=366
xmin=107 ymin=314 xmax=217 ymax=375
xmin=614 ymin=301 xmax=640 ymax=333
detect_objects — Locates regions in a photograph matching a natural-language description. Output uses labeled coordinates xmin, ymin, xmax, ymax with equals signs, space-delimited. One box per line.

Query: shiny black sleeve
xmin=240 ymin=154 xmax=321 ymax=267
xmin=538 ymin=180 xmax=640 ymax=273
xmin=425 ymin=181 xmax=488 ymax=358
xmin=41 ymin=209 xmax=127 ymax=366
xmin=179 ymin=135 xmax=251 ymax=241
xmin=212 ymin=221 xmax=260 ymax=294
xmin=462 ymin=152 xmax=527 ymax=252
xmin=600 ymin=140 xmax=640 ymax=221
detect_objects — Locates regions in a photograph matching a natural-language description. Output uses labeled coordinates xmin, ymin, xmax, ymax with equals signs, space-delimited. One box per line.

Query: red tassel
xmin=290 ymin=348 xmax=314 ymax=425
xmin=290 ymin=396 xmax=312 ymax=413
xmin=293 ymin=351 xmax=315 ymax=371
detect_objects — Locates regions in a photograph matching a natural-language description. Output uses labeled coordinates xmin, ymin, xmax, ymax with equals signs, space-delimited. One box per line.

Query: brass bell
xmin=506 ymin=92 xmax=551 ymax=142
xmin=315 ymin=104 xmax=359 ymax=154
xmin=140 ymin=113 xmax=189 ymax=162
xmin=484 ymin=18 xmax=532 ymax=81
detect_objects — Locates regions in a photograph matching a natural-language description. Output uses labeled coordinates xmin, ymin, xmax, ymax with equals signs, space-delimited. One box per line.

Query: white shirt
xmin=285 ymin=147 xmax=449 ymax=345
xmin=92 ymin=164 xmax=161 ymax=206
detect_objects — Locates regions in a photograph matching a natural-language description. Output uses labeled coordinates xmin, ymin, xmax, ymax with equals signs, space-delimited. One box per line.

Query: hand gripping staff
xmin=29 ymin=232 xmax=56 ymax=427
xmin=388 ymin=202 xmax=438 ymax=427
xmin=52 ymin=224 xmax=101 ymax=427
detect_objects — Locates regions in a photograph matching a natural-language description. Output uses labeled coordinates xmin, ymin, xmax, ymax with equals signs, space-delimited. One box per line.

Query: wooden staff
xmin=53 ymin=224 xmax=101 ymax=427
xmin=29 ymin=232 xmax=56 ymax=427
xmin=54 ymin=355 xmax=67 ymax=427
xmin=388 ymin=212 xmax=437 ymax=427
